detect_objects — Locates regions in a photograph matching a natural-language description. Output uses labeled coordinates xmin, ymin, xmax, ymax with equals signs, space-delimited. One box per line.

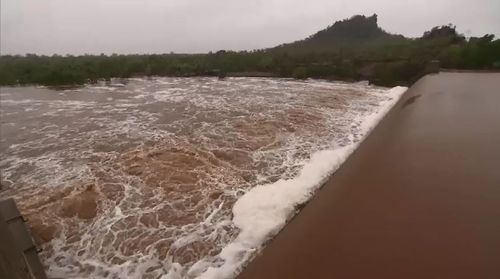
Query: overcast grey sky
xmin=1 ymin=0 xmax=499 ymax=55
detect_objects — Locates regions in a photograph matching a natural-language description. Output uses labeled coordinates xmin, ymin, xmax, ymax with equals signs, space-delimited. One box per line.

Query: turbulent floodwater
xmin=0 ymin=77 xmax=404 ymax=278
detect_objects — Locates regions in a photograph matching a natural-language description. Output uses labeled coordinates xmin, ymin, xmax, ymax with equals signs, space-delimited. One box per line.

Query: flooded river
xmin=0 ymin=77 xmax=404 ymax=278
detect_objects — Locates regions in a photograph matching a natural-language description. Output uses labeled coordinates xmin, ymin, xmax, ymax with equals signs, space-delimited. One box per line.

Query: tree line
xmin=1 ymin=15 xmax=499 ymax=87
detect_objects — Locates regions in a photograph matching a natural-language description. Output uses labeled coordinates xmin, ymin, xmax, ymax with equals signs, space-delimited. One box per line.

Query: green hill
xmin=275 ymin=14 xmax=407 ymax=52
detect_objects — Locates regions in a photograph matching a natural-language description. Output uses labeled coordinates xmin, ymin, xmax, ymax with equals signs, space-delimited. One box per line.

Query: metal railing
xmin=0 ymin=198 xmax=47 ymax=279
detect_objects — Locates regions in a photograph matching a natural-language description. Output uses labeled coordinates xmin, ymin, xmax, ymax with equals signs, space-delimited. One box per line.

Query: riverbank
xmin=237 ymin=72 xmax=500 ymax=279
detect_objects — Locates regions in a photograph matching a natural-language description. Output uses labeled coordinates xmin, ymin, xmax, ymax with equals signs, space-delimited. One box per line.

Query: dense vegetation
xmin=1 ymin=14 xmax=499 ymax=87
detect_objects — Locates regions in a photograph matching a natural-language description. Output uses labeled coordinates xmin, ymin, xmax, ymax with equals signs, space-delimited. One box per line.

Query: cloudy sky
xmin=1 ymin=0 xmax=499 ymax=55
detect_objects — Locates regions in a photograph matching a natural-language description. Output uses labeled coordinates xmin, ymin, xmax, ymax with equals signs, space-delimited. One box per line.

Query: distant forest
xmin=1 ymin=15 xmax=499 ymax=87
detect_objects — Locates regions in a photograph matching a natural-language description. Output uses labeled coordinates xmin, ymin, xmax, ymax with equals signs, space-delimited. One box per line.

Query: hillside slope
xmin=274 ymin=14 xmax=407 ymax=52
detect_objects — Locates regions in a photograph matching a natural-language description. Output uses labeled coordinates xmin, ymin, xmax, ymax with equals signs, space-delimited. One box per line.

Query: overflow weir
xmin=238 ymin=72 xmax=500 ymax=279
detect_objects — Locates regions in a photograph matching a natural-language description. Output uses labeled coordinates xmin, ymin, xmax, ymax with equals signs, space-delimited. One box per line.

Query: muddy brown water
xmin=0 ymin=77 xmax=393 ymax=278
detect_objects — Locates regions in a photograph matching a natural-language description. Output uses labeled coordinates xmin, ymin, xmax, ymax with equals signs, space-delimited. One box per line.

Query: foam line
xmin=197 ymin=86 xmax=407 ymax=279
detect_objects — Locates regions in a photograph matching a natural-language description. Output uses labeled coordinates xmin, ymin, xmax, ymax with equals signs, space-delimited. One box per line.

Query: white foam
xmin=196 ymin=86 xmax=407 ymax=279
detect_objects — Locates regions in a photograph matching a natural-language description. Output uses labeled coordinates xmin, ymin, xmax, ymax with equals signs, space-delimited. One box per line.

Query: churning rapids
xmin=0 ymin=77 xmax=406 ymax=279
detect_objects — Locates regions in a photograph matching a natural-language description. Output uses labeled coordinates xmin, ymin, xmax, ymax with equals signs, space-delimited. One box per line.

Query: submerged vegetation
xmin=1 ymin=15 xmax=499 ymax=87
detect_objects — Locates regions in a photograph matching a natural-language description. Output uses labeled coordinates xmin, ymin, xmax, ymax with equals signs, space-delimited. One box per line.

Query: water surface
xmin=1 ymin=77 xmax=394 ymax=278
